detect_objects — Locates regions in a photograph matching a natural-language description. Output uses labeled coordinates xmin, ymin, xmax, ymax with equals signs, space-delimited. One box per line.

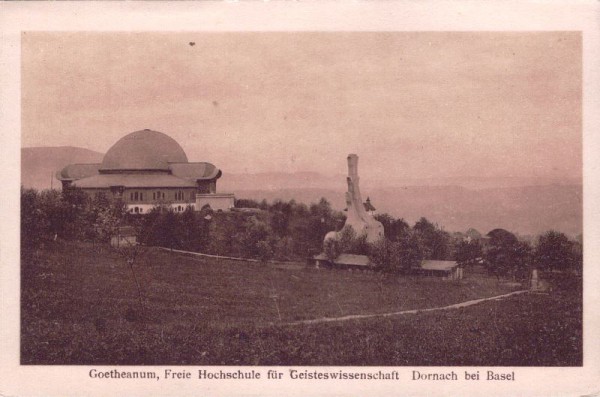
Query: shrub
xmin=323 ymin=236 xmax=341 ymax=261
xmin=485 ymin=230 xmax=532 ymax=281
xmin=369 ymin=231 xmax=427 ymax=274
xmin=534 ymin=230 xmax=577 ymax=272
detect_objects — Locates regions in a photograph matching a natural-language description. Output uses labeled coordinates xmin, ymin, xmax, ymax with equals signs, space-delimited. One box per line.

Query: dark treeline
xmin=21 ymin=187 xmax=344 ymax=262
xmin=21 ymin=187 xmax=582 ymax=279
xmin=138 ymin=197 xmax=344 ymax=261
xmin=21 ymin=187 xmax=127 ymax=250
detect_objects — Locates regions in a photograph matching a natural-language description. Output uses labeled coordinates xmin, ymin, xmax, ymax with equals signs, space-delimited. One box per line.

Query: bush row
xmin=21 ymin=187 xmax=583 ymax=277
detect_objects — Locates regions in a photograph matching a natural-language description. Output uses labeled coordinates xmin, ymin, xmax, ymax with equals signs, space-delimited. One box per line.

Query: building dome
xmin=100 ymin=129 xmax=188 ymax=171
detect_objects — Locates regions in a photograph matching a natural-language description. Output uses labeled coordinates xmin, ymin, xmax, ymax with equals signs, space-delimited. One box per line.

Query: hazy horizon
xmin=22 ymin=32 xmax=582 ymax=182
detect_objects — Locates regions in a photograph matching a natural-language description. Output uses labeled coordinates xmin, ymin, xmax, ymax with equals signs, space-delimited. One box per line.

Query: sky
xmin=21 ymin=32 xmax=581 ymax=181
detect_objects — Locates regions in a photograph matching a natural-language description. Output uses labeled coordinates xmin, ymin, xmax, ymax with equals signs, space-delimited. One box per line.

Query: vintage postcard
xmin=1 ymin=1 xmax=599 ymax=396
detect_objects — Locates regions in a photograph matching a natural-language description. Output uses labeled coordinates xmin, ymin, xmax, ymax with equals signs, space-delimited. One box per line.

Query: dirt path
xmin=279 ymin=290 xmax=530 ymax=327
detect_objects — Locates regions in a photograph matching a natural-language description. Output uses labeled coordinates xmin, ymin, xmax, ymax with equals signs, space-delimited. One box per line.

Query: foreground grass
xmin=21 ymin=241 xmax=581 ymax=365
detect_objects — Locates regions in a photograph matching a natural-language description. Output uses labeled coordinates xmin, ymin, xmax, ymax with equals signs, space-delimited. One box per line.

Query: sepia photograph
xmin=19 ymin=31 xmax=583 ymax=367
xmin=2 ymin=2 xmax=600 ymax=396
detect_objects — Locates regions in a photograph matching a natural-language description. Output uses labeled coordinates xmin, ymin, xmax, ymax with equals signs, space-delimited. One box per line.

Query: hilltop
xmin=21 ymin=146 xmax=103 ymax=190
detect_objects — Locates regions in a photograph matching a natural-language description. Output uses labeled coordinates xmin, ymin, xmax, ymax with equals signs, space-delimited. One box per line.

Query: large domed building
xmin=57 ymin=129 xmax=235 ymax=213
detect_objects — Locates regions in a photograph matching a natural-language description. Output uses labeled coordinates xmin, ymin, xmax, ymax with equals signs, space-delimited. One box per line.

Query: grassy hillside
xmin=21 ymin=241 xmax=581 ymax=365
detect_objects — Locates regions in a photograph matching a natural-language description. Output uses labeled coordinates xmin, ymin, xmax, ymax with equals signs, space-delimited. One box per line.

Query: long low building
xmin=419 ymin=260 xmax=463 ymax=280
xmin=312 ymin=253 xmax=372 ymax=270
xmin=57 ymin=129 xmax=235 ymax=213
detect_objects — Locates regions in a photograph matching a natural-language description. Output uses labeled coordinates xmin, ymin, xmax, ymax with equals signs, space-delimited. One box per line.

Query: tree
xmin=534 ymin=230 xmax=575 ymax=272
xmin=180 ymin=206 xmax=204 ymax=251
xmin=374 ymin=213 xmax=410 ymax=242
xmin=160 ymin=209 xmax=184 ymax=250
xmin=139 ymin=206 xmax=184 ymax=249
xmin=331 ymin=225 xmax=371 ymax=256
xmin=455 ymin=240 xmax=483 ymax=268
xmin=237 ymin=216 xmax=274 ymax=260
xmin=61 ymin=186 xmax=93 ymax=239
xmin=465 ymin=228 xmax=482 ymax=241
xmin=270 ymin=200 xmax=292 ymax=238
xmin=207 ymin=212 xmax=245 ymax=256
xmin=310 ymin=198 xmax=340 ymax=238
xmin=94 ymin=206 xmax=121 ymax=242
xmin=338 ymin=225 xmax=358 ymax=253
xmin=273 ymin=236 xmax=294 ymax=261
xmin=369 ymin=238 xmax=402 ymax=273
xmin=397 ymin=231 xmax=428 ymax=273
xmin=37 ymin=189 xmax=69 ymax=239
xmin=512 ymin=241 xmax=533 ymax=280
xmin=572 ymin=239 xmax=583 ymax=275
xmin=485 ymin=229 xmax=531 ymax=280
xmin=138 ymin=205 xmax=163 ymax=246
xmin=323 ymin=236 xmax=341 ymax=261
xmin=21 ymin=187 xmax=47 ymax=249
xmin=369 ymin=230 xmax=426 ymax=274
xmin=487 ymin=228 xmax=518 ymax=245
xmin=93 ymin=196 xmax=128 ymax=242
xmin=234 ymin=198 xmax=261 ymax=209
xmin=413 ymin=217 xmax=452 ymax=260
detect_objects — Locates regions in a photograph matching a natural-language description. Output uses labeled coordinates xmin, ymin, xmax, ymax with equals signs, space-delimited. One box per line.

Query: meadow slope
xmin=21 ymin=242 xmax=581 ymax=365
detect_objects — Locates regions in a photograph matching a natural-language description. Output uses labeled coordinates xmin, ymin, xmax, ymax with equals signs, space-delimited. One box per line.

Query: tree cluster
xmin=456 ymin=228 xmax=582 ymax=280
xmin=21 ymin=187 xmax=128 ymax=251
xmin=368 ymin=215 xmax=456 ymax=273
xmin=483 ymin=229 xmax=532 ymax=280
xmin=21 ymin=187 xmax=583 ymax=278
xmin=128 ymin=197 xmax=346 ymax=262
xmin=534 ymin=230 xmax=582 ymax=274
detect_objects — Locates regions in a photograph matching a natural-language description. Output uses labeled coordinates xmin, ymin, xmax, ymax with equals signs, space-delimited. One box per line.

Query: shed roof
xmin=420 ymin=260 xmax=459 ymax=272
xmin=335 ymin=254 xmax=371 ymax=266
xmin=169 ymin=162 xmax=221 ymax=180
xmin=56 ymin=163 xmax=101 ymax=181
xmin=314 ymin=253 xmax=371 ymax=267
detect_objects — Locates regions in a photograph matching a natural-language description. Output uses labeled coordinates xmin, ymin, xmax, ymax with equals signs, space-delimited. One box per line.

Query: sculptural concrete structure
xmin=324 ymin=154 xmax=384 ymax=245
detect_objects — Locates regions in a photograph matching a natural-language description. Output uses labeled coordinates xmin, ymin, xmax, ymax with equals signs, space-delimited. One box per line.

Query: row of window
xmin=130 ymin=205 xmax=190 ymax=214
xmin=130 ymin=191 xmax=145 ymax=201
xmin=127 ymin=190 xmax=195 ymax=202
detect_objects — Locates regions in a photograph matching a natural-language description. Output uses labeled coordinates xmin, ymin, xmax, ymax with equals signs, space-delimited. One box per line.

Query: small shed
xmin=419 ymin=260 xmax=463 ymax=280
xmin=312 ymin=253 xmax=372 ymax=270
xmin=110 ymin=226 xmax=137 ymax=248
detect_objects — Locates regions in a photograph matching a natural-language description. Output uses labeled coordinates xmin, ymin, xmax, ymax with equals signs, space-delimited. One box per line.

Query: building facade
xmin=57 ymin=129 xmax=235 ymax=213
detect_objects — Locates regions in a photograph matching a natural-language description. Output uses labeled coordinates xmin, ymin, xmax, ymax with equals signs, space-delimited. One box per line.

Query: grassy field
xmin=21 ymin=241 xmax=582 ymax=365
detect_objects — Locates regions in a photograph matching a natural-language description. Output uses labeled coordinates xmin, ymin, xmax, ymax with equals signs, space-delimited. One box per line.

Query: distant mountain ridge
xmin=21 ymin=146 xmax=582 ymax=236
xmin=227 ymin=185 xmax=582 ymax=237
xmin=221 ymin=173 xmax=582 ymax=191
xmin=21 ymin=146 xmax=104 ymax=190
